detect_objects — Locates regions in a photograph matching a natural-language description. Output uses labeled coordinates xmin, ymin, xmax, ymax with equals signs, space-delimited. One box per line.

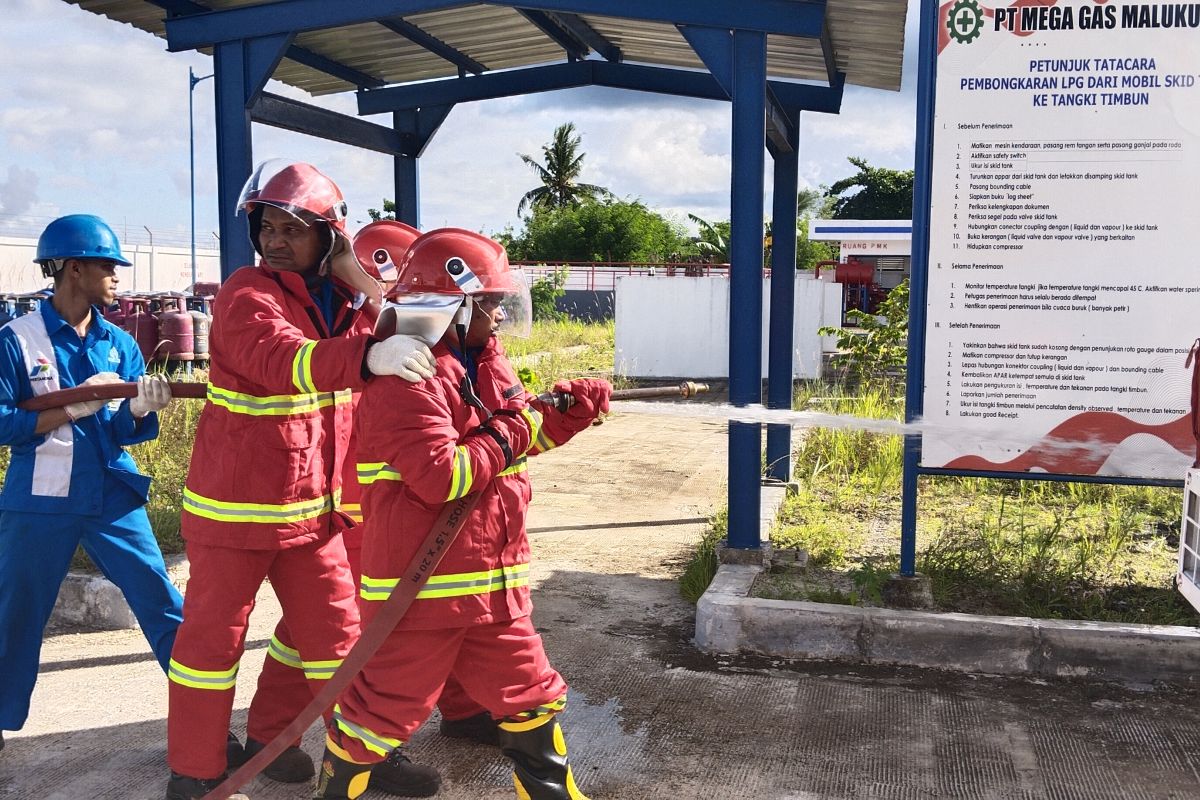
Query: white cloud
xmin=0 ymin=0 xmax=920 ymax=246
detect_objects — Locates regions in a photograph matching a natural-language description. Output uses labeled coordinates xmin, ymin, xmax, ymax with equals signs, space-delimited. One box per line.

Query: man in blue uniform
xmin=0 ymin=214 xmax=178 ymax=751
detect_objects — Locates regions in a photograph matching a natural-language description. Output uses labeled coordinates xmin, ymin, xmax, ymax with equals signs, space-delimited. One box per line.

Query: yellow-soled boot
xmin=313 ymin=734 xmax=374 ymax=800
xmin=498 ymin=714 xmax=589 ymax=800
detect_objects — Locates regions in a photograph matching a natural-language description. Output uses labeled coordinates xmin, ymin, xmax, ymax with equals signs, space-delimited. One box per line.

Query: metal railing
xmin=514 ymin=260 xmax=733 ymax=292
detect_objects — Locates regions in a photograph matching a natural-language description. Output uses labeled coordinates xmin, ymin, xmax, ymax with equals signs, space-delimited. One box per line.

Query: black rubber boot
xmin=498 ymin=715 xmax=589 ymax=799
xmin=243 ymin=738 xmax=316 ymax=783
xmin=369 ymin=748 xmax=441 ymax=797
xmin=165 ymin=772 xmax=250 ymax=800
xmin=440 ymin=711 xmax=500 ymax=746
xmin=226 ymin=731 xmax=245 ymax=769
xmin=313 ymin=740 xmax=375 ymax=800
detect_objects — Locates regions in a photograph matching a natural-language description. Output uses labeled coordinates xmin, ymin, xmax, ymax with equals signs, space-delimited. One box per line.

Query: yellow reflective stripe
xmin=183 ymin=487 xmax=333 ymax=524
xmin=533 ymin=426 xmax=558 ymax=453
xmin=446 ymin=446 xmax=474 ymax=501
xmin=292 ymin=340 xmax=318 ymax=393
xmin=521 ymin=407 xmax=543 ymax=454
xmin=498 ymin=456 xmax=528 ymax=477
xmin=341 ymin=502 xmax=363 ymax=523
xmin=206 ymin=383 xmax=348 ymax=416
xmin=359 ymin=574 xmax=397 ymax=602
xmin=168 ymin=658 xmax=239 ymax=690
xmin=267 ymin=636 xmax=302 ymax=670
xmin=357 ymin=462 xmax=402 ymax=485
xmin=303 ymin=658 xmax=343 ymax=680
xmin=359 ymin=564 xmax=530 ymax=602
xmin=333 ymin=704 xmax=403 ymax=757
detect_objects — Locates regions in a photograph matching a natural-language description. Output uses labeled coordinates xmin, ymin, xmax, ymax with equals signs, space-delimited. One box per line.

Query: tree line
xmin=370 ymin=122 xmax=914 ymax=268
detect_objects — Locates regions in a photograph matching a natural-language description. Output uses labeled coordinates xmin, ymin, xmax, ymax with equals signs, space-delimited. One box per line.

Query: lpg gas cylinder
xmin=158 ymin=297 xmax=194 ymax=362
xmin=186 ymin=297 xmax=211 ymax=362
xmin=124 ymin=299 xmax=162 ymax=364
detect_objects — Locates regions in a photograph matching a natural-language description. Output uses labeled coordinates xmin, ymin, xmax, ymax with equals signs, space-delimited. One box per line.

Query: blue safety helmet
xmin=35 ymin=215 xmax=133 ymax=276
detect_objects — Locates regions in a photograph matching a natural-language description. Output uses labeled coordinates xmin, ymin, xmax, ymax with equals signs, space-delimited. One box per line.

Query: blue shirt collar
xmin=40 ymin=298 xmax=114 ymax=341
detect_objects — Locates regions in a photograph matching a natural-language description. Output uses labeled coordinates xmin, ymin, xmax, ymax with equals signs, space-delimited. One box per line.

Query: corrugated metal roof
xmin=67 ymin=0 xmax=906 ymax=96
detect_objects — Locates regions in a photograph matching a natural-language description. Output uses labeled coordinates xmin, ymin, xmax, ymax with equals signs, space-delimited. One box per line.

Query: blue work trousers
xmin=0 ymin=503 xmax=183 ymax=730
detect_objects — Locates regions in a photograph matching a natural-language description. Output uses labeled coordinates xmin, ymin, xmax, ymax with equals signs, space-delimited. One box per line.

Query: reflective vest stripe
xmin=7 ymin=314 xmax=73 ymax=497
xmin=357 ymin=456 xmax=526 ymax=486
xmin=341 ymin=502 xmax=363 ymax=523
xmin=182 ymin=487 xmax=334 ymax=524
xmin=360 ymin=563 xmax=530 ymax=602
xmin=522 ymin=407 xmax=543 ymax=453
xmin=446 ymin=446 xmax=473 ymax=501
xmin=533 ymin=426 xmax=558 ymax=454
xmin=168 ymin=658 xmax=239 ymax=690
xmin=333 ymin=703 xmax=403 ymax=756
xmin=302 ymin=658 xmax=343 ymax=680
xmin=266 ymin=636 xmax=302 ymax=670
xmin=357 ymin=462 xmax=402 ymax=485
xmin=206 ymin=383 xmax=349 ymax=416
xmin=292 ymin=340 xmax=318 ymax=394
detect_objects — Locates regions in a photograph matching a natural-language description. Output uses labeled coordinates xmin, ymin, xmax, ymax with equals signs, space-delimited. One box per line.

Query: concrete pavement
xmin=3 ymin=410 xmax=1199 ymax=799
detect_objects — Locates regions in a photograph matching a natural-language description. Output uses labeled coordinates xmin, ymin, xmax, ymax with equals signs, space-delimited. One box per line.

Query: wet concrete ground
xmin=2 ymin=412 xmax=1198 ymax=799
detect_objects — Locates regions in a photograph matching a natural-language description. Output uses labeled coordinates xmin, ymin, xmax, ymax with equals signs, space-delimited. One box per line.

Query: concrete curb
xmin=51 ymin=554 xmax=189 ymax=631
xmin=695 ymin=484 xmax=1200 ymax=686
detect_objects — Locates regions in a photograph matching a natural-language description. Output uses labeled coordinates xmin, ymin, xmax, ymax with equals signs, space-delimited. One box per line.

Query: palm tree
xmin=517 ymin=123 xmax=611 ymax=217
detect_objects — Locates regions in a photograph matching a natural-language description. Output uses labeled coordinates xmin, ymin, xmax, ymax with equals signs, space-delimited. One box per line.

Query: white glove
xmin=366 ymin=335 xmax=435 ymax=383
xmin=128 ymin=374 xmax=172 ymax=419
xmin=64 ymin=372 xmax=123 ymax=421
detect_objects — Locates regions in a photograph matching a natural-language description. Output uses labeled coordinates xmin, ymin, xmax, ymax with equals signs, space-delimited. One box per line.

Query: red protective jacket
xmin=356 ymin=336 xmax=588 ymax=630
xmin=182 ymin=265 xmax=373 ymax=550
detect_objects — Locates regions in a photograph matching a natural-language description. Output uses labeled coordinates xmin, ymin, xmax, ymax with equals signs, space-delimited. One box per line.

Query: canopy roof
xmin=69 ymin=0 xmax=906 ymax=95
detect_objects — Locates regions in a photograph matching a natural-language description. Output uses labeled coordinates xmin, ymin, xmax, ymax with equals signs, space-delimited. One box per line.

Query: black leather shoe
xmin=369 ymin=749 xmax=441 ymax=797
xmin=439 ymin=711 xmax=500 ymax=746
xmin=242 ymin=738 xmax=316 ymax=783
xmin=226 ymin=731 xmax=245 ymax=768
xmin=164 ymin=772 xmax=250 ymax=800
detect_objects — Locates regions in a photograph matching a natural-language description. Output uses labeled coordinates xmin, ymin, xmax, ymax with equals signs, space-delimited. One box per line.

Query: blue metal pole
xmin=900 ymin=0 xmax=940 ymax=576
xmin=189 ymin=68 xmax=213 ymax=290
xmin=394 ymin=111 xmax=420 ymax=226
xmin=213 ymin=42 xmax=255 ymax=279
xmin=727 ymin=29 xmax=767 ymax=550
xmin=766 ymin=109 xmax=800 ymax=483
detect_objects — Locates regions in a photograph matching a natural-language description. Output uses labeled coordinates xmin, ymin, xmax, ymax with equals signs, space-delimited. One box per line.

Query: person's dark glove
xmin=554 ymin=378 xmax=612 ymax=424
xmin=472 ymin=406 xmax=541 ymax=468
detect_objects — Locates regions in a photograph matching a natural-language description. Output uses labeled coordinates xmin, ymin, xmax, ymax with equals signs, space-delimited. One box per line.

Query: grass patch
xmin=679 ymin=508 xmax=727 ymax=604
xmin=691 ymin=380 xmax=1196 ymax=627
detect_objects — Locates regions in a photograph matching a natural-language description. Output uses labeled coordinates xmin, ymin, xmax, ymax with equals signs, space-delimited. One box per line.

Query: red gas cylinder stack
xmin=123 ymin=298 xmax=162 ymax=365
xmin=104 ymin=296 xmax=131 ymax=328
xmin=158 ymin=296 xmax=195 ymax=363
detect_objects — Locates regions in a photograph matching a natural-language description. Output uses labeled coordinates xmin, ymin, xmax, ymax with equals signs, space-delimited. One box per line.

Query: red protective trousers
xmin=330 ymin=614 xmax=567 ymax=764
xmin=167 ymin=537 xmax=359 ymax=780
xmin=247 ymin=542 xmax=487 ymax=745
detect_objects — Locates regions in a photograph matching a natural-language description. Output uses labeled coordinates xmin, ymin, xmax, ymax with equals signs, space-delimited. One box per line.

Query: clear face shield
xmin=374 ymin=266 xmax=532 ymax=345
xmin=236 ymin=159 xmax=348 ymax=225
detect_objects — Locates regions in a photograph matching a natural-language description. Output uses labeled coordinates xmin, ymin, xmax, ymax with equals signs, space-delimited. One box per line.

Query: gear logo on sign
xmin=947 ymin=0 xmax=984 ymax=44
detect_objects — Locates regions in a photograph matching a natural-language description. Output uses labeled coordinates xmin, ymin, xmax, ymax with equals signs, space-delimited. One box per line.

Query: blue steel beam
xmin=392 ymin=105 xmax=454 ymax=226
xmin=677 ymin=25 xmax=733 ymax=97
xmin=359 ymin=60 xmax=843 ymax=115
xmin=819 ymin=20 xmax=839 ymax=87
xmin=553 ymin=12 xmax=621 ymax=62
xmin=165 ymin=0 xmax=825 ymax=51
xmin=379 ymin=17 xmax=487 ymax=75
xmin=149 ymin=0 xmax=385 ymax=88
xmin=166 ymin=0 xmax=471 ymax=51
xmin=727 ymin=29 xmax=768 ymax=550
xmin=766 ymin=106 xmax=800 ymax=483
xmin=251 ymin=93 xmax=405 ymax=155
xmin=519 ymin=9 xmax=589 ymax=61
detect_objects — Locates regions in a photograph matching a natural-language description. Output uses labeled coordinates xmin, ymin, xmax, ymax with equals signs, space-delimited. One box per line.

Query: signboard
xmin=921 ymin=0 xmax=1200 ymax=479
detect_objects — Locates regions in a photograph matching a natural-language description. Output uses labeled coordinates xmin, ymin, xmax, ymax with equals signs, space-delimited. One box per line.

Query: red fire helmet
xmin=238 ymin=160 xmax=349 ymax=237
xmin=380 ymin=228 xmax=531 ymax=341
xmin=353 ymin=220 xmax=420 ymax=282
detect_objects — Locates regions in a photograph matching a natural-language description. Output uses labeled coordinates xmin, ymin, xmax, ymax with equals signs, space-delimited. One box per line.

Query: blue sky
xmin=0 ymin=0 xmax=920 ymax=249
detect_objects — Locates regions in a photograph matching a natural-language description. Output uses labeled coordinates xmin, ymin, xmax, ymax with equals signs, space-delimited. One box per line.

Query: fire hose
xmin=15 ymin=378 xmax=707 ymax=799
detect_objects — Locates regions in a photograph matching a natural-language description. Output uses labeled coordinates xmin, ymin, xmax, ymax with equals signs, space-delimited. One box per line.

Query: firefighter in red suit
xmin=246 ymin=220 xmax=498 ymax=781
xmin=314 ymin=228 xmax=610 ymax=800
xmin=164 ymin=161 xmax=442 ymax=800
